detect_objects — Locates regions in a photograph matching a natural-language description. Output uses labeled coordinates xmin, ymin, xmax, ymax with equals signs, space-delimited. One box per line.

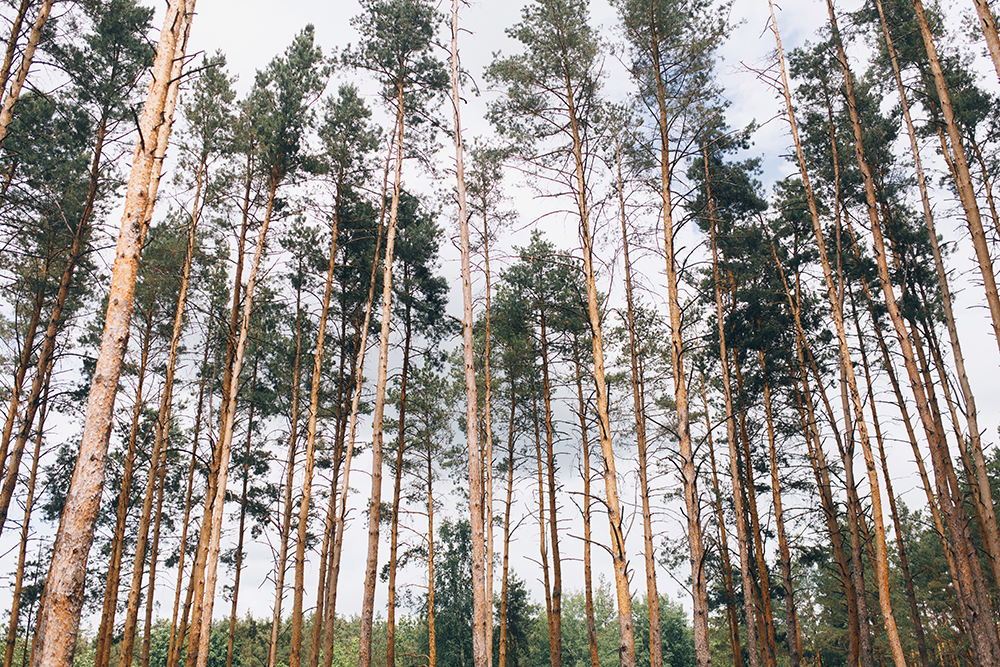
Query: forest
xmin=1 ymin=0 xmax=1000 ymax=666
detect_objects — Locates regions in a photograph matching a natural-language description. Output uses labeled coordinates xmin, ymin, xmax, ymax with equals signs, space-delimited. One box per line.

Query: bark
xmin=874 ymin=0 xmax=1000 ymax=605
xmin=386 ymin=288 xmax=413 ymax=667
xmin=29 ymin=3 xmax=192 ymax=663
xmin=195 ymin=170 xmax=279 ymax=667
xmin=357 ymin=77 xmax=408 ymax=667
xmin=911 ymin=0 xmax=1000 ymax=354
xmin=94 ymin=307 xmax=155 ymax=667
xmin=267 ymin=283 xmax=304 ymax=667
xmin=0 ymin=0 xmax=31 ymax=104
xmin=499 ymin=357 xmax=518 ymax=667
xmin=972 ymin=0 xmax=1000 ymax=85
xmin=617 ymin=143 xmax=661 ymax=667
xmin=760 ymin=352 xmax=802 ymax=667
xmin=288 ymin=179 xmax=342 ymax=667
xmin=573 ymin=346 xmax=601 ymax=667
xmin=3 ymin=367 xmax=49 ymax=667
xmin=0 ymin=0 xmax=54 ymax=153
xmin=538 ymin=309 xmax=563 ymax=667
xmin=427 ymin=430 xmax=437 ymax=667
xmin=709 ymin=219 xmax=760 ymax=667
xmin=698 ymin=375 xmax=742 ymax=667
xmin=450 ymin=4 xmax=491 ymax=666
xmin=565 ymin=50 xmax=635 ymax=667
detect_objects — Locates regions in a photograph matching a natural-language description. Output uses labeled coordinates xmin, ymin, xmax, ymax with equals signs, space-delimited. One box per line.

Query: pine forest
xmin=3 ymin=0 xmax=1000 ymax=665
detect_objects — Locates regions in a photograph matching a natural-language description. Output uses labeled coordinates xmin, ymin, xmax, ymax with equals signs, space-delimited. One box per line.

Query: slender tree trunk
xmin=323 ymin=149 xmax=393 ymax=667
xmin=94 ymin=309 xmax=155 ymax=667
xmin=499 ymin=358 xmax=518 ymax=667
xmin=268 ymin=283 xmax=304 ymax=667
xmin=699 ymin=374 xmax=742 ymax=667
xmin=166 ymin=317 xmax=213 ymax=667
xmin=573 ymin=345 xmax=601 ymax=667
xmin=972 ymin=0 xmax=1000 ymax=85
xmin=911 ymin=0 xmax=1000 ymax=353
xmin=3 ymin=366 xmax=49 ymax=667
xmin=142 ymin=448 xmax=167 ymax=667
xmin=427 ymin=431 xmax=437 ymax=667
xmin=195 ymin=170 xmax=279 ymax=667
xmin=0 ymin=251 xmax=48 ymax=483
xmin=772 ymin=245 xmax=861 ymax=666
xmin=386 ymin=292 xmax=413 ymax=667
xmin=852 ymin=295 xmax=931 ymax=667
xmin=874 ymin=0 xmax=1000 ymax=602
xmin=533 ymin=392 xmax=554 ymax=641
xmin=0 ymin=0 xmax=54 ymax=153
xmin=450 ymin=5 xmax=491 ymax=666
xmin=226 ymin=376 xmax=257 ymax=667
xmin=357 ymin=79 xmax=408 ymax=667
xmin=617 ymin=143 xmax=662 ymax=667
xmin=709 ymin=219 xmax=760 ymax=667
xmin=29 ymin=4 xmax=192 ymax=662
xmin=732 ymin=355 xmax=778 ymax=667
xmin=538 ymin=309 xmax=563 ymax=667
xmin=289 ymin=184 xmax=343 ymax=667
xmin=564 ymin=58 xmax=635 ymax=667
xmin=0 ymin=0 xmax=31 ymax=106
xmin=760 ymin=352 xmax=801 ymax=667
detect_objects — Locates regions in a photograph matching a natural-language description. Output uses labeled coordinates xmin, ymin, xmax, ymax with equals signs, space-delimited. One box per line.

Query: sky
xmin=137 ymin=0 xmax=1000 ymax=628
xmin=6 ymin=0 xmax=1000 ymax=640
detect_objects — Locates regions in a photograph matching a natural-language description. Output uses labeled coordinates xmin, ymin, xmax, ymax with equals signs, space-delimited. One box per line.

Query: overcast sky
xmin=46 ymin=0 xmax=1000 ymax=634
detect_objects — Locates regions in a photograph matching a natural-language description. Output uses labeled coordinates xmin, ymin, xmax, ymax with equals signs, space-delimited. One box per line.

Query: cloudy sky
xmin=52 ymin=0 xmax=1000 ymax=633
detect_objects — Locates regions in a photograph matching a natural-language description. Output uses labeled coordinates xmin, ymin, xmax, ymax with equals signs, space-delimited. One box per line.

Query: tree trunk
xmin=166 ymin=316 xmax=213 ymax=667
xmin=699 ymin=374 xmax=742 ymax=667
xmin=142 ymin=448 xmax=167 ymax=667
xmin=268 ymin=282 xmax=304 ymax=667
xmin=499 ymin=357 xmax=518 ymax=667
xmin=195 ymin=171 xmax=279 ymax=667
xmin=732 ymin=356 xmax=778 ymax=667
xmin=972 ymin=0 xmax=1000 ymax=85
xmin=3 ymin=366 xmax=50 ymax=667
xmin=564 ymin=57 xmax=635 ymax=667
xmin=288 ymin=181 xmax=342 ymax=667
xmin=573 ymin=345 xmax=601 ymax=667
xmin=911 ymin=0 xmax=1000 ymax=354
xmin=760 ymin=352 xmax=802 ymax=667
xmin=709 ymin=219 xmax=760 ymax=667
xmin=874 ymin=0 xmax=1000 ymax=606
xmin=29 ymin=3 xmax=192 ymax=662
xmin=617 ymin=142 xmax=662 ymax=667
xmin=0 ymin=0 xmax=54 ymax=153
xmin=357 ymin=77 xmax=408 ymax=667
xmin=0 ymin=0 xmax=32 ymax=106
xmin=538 ymin=309 xmax=563 ymax=667
xmin=94 ymin=308 xmax=155 ymax=667
xmin=227 ymin=372 xmax=257 ymax=667
xmin=386 ymin=288 xmax=413 ymax=667
xmin=450 ymin=5 xmax=491 ymax=666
